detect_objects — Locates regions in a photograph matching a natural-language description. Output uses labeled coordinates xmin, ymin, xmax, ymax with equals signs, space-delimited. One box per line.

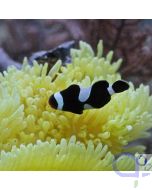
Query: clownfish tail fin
xmin=112 ymin=80 xmax=129 ymax=94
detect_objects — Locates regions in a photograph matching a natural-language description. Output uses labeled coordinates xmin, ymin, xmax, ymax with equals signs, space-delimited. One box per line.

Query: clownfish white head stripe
xmin=53 ymin=92 xmax=64 ymax=110
xmin=49 ymin=80 xmax=129 ymax=114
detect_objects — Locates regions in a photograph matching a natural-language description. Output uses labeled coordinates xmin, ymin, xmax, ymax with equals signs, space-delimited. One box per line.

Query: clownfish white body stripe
xmin=107 ymin=85 xmax=115 ymax=96
xmin=49 ymin=80 xmax=129 ymax=114
xmin=78 ymin=87 xmax=92 ymax=102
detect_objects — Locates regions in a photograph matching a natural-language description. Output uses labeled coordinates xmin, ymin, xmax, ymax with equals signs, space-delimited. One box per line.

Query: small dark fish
xmin=49 ymin=80 xmax=129 ymax=114
xmin=29 ymin=41 xmax=76 ymax=66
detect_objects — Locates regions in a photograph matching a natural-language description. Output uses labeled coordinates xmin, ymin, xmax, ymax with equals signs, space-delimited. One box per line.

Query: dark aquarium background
xmin=0 ymin=20 xmax=152 ymax=87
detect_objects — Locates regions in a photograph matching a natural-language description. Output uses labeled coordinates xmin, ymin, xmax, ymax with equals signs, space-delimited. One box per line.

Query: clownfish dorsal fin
xmin=60 ymin=84 xmax=80 ymax=104
xmin=61 ymin=84 xmax=80 ymax=95
xmin=92 ymin=80 xmax=109 ymax=89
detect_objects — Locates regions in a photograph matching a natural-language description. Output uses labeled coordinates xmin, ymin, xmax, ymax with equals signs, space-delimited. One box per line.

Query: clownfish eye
xmin=49 ymin=95 xmax=58 ymax=109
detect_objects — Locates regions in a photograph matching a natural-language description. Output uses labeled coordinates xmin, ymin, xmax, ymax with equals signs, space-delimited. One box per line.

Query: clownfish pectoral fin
xmin=112 ymin=80 xmax=129 ymax=93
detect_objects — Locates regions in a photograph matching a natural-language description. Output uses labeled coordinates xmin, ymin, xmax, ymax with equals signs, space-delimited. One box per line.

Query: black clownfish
xmin=49 ymin=80 xmax=129 ymax=114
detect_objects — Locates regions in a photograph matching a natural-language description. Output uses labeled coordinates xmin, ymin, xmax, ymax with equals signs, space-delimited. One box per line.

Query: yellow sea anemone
xmin=0 ymin=40 xmax=151 ymax=170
